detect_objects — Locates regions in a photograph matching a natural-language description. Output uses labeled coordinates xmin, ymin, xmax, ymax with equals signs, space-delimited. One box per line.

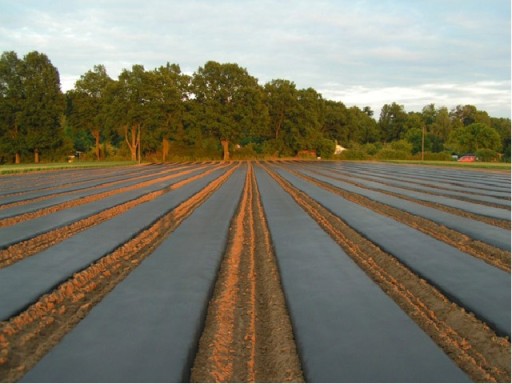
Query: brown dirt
xmin=326 ymin=165 xmax=511 ymax=208
xmin=295 ymin=162 xmax=511 ymax=230
xmin=262 ymin=163 xmax=511 ymax=383
xmin=0 ymin=164 xmax=207 ymax=227
xmin=191 ymin=163 xmax=304 ymax=383
xmin=0 ymin=165 xmax=145 ymax=199
xmin=0 ymin=163 xmax=229 ymax=269
xmin=1 ymin=161 xmax=509 ymax=383
xmin=0 ymin=164 xmax=238 ymax=383
xmin=281 ymin=164 xmax=510 ymax=271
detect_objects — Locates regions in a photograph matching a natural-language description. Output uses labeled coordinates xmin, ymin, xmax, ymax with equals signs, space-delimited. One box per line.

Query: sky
xmin=1 ymin=0 xmax=510 ymax=118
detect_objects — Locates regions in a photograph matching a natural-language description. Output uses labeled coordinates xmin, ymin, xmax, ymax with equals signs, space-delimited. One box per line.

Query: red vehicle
xmin=458 ymin=154 xmax=477 ymax=162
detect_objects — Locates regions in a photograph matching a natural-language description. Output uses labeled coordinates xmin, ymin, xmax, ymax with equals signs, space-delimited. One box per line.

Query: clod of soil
xmin=191 ymin=163 xmax=304 ymax=383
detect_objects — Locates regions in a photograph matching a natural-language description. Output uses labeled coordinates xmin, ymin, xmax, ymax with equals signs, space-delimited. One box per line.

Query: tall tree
xmin=1 ymin=51 xmax=64 ymax=163
xmin=191 ymin=61 xmax=268 ymax=160
xmin=107 ymin=65 xmax=153 ymax=162
xmin=322 ymin=100 xmax=349 ymax=143
xmin=490 ymin=117 xmax=511 ymax=160
xmin=69 ymin=65 xmax=114 ymax=160
xmin=448 ymin=122 xmax=501 ymax=153
xmin=148 ymin=63 xmax=189 ymax=160
xmin=264 ymin=79 xmax=299 ymax=141
xmin=22 ymin=51 xmax=64 ymax=162
xmin=379 ymin=102 xmax=408 ymax=142
xmin=296 ymin=87 xmax=324 ymax=145
xmin=431 ymin=106 xmax=452 ymax=142
xmin=0 ymin=51 xmax=25 ymax=163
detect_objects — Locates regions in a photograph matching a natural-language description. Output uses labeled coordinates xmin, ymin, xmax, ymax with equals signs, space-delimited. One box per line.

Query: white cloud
xmin=1 ymin=0 xmax=509 ymax=117
xmin=320 ymin=80 xmax=511 ymax=117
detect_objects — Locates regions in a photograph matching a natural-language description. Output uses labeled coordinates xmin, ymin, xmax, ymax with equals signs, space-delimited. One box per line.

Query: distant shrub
xmin=316 ymin=138 xmax=335 ymax=159
xmin=475 ymin=148 xmax=500 ymax=162
xmin=362 ymin=143 xmax=381 ymax=156
xmin=390 ymin=140 xmax=413 ymax=153
xmin=232 ymin=143 xmax=261 ymax=160
xmin=336 ymin=149 xmax=369 ymax=160
xmin=374 ymin=140 xmax=413 ymax=160
xmin=375 ymin=149 xmax=410 ymax=160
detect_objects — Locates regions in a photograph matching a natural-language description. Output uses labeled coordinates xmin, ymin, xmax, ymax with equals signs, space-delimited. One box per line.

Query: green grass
xmin=380 ymin=159 xmax=511 ymax=171
xmin=0 ymin=161 xmax=140 ymax=175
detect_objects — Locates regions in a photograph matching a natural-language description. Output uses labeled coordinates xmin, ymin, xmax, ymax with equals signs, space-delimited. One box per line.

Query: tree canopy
xmin=0 ymin=51 xmax=510 ymax=163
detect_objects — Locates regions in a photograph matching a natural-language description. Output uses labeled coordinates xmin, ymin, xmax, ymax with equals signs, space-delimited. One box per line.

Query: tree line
xmin=0 ymin=50 xmax=510 ymax=163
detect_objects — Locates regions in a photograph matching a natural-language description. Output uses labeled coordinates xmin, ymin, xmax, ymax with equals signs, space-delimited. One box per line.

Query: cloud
xmin=319 ymin=80 xmax=511 ymax=118
xmin=1 ymin=0 xmax=509 ymax=117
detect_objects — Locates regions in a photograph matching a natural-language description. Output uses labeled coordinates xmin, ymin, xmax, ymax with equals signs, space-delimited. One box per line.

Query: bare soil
xmin=296 ymin=162 xmax=511 ymax=230
xmin=281 ymin=163 xmax=510 ymax=271
xmin=263 ymin=163 xmax=510 ymax=383
xmin=0 ymin=165 xmax=238 ymax=382
xmin=0 ymin=164 xmax=211 ymax=227
xmin=0 ymin=164 xmax=228 ymax=269
xmin=0 ymin=161 xmax=509 ymax=383
xmin=191 ymin=163 xmax=304 ymax=383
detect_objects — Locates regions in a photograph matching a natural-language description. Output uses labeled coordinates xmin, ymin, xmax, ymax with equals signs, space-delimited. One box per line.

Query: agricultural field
xmin=0 ymin=161 xmax=509 ymax=382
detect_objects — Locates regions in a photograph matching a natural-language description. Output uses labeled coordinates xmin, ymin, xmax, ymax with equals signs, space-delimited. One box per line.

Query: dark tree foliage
xmin=0 ymin=51 xmax=509 ymax=163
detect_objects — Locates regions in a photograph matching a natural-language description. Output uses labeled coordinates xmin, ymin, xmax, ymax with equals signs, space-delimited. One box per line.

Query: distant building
xmin=334 ymin=144 xmax=346 ymax=155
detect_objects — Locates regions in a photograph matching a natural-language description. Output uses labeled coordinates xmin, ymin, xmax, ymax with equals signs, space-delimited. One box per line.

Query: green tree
xmin=294 ymin=87 xmax=324 ymax=151
xmin=349 ymin=107 xmax=379 ymax=144
xmin=264 ymin=79 xmax=300 ymax=140
xmin=4 ymin=51 xmax=65 ymax=163
xmin=431 ymin=106 xmax=451 ymax=142
xmin=107 ymin=65 xmax=160 ymax=162
xmin=191 ymin=61 xmax=268 ymax=160
xmin=322 ymin=100 xmax=349 ymax=143
xmin=263 ymin=79 xmax=306 ymax=156
xmin=0 ymin=51 xmax=25 ymax=163
xmin=379 ymin=102 xmax=408 ymax=142
xmin=147 ymin=63 xmax=190 ymax=160
xmin=490 ymin=117 xmax=511 ymax=161
xmin=68 ymin=65 xmax=114 ymax=160
xmin=448 ymin=123 xmax=501 ymax=154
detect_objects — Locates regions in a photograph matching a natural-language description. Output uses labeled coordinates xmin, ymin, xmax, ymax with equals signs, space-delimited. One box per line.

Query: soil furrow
xmin=0 ymin=164 xmax=229 ymax=269
xmin=0 ymin=164 xmax=187 ymax=212
xmin=279 ymin=165 xmax=510 ymax=272
xmin=262 ymin=163 xmax=510 ymax=383
xmin=0 ymin=166 xmax=145 ymax=198
xmin=296 ymin=163 xmax=511 ymax=228
xmin=308 ymin=161 xmax=511 ymax=192
xmin=310 ymin=162 xmax=511 ymax=203
xmin=0 ymin=164 xmax=204 ymax=226
xmin=191 ymin=163 xmax=304 ymax=383
xmin=0 ymin=164 xmax=239 ymax=383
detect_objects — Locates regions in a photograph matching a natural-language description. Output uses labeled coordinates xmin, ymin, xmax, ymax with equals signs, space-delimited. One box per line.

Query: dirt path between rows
xmin=279 ymin=164 xmax=510 ymax=272
xmin=0 ymin=164 xmax=229 ymax=269
xmin=307 ymin=162 xmax=511 ymax=207
xmin=263 ymin=163 xmax=510 ymax=383
xmin=289 ymin=162 xmax=511 ymax=230
xmin=0 ymin=165 xmax=151 ymax=198
xmin=0 ymin=164 xmax=206 ymax=227
xmin=0 ymin=164 xmax=239 ymax=383
xmin=191 ymin=163 xmax=304 ymax=383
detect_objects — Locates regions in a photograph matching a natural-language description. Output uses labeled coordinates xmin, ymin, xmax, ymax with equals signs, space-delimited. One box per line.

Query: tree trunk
xmin=34 ymin=149 xmax=40 ymax=164
xmin=15 ymin=152 xmax=21 ymax=164
xmin=221 ymin=139 xmax=230 ymax=161
xmin=137 ymin=127 xmax=141 ymax=164
xmin=162 ymin=138 xmax=169 ymax=162
xmin=125 ymin=124 xmax=138 ymax=162
xmin=93 ymin=129 xmax=101 ymax=160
